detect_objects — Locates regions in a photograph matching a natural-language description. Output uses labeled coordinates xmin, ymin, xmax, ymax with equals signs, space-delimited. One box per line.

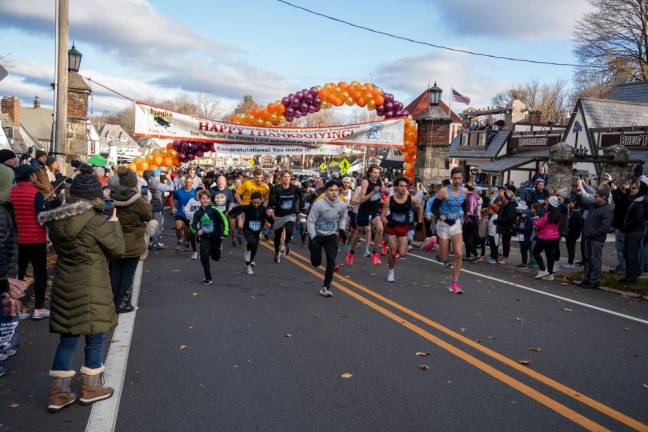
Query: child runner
xmin=382 ymin=177 xmax=423 ymax=282
xmin=307 ymin=180 xmax=348 ymax=297
xmin=172 ymin=177 xmax=197 ymax=253
xmin=432 ymin=167 xmax=469 ymax=294
xmin=228 ymin=192 xmax=273 ymax=275
xmin=346 ymin=165 xmax=384 ymax=266
xmin=183 ymin=190 xmax=203 ymax=260
xmin=191 ymin=190 xmax=229 ymax=286
xmin=268 ymin=170 xmax=303 ymax=263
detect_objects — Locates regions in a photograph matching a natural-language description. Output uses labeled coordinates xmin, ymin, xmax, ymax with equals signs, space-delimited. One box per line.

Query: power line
xmin=276 ymin=0 xmax=597 ymax=69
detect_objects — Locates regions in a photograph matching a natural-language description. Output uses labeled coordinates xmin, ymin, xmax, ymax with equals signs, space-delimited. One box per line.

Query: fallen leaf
xmin=416 ymin=352 xmax=430 ymax=357
xmin=179 ymin=344 xmax=189 ymax=351
xmin=560 ymin=283 xmax=568 ymax=286
xmin=643 ymin=384 xmax=648 ymax=390
xmin=530 ymin=347 xmax=542 ymax=352
xmin=459 ymin=327 xmax=467 ymax=332
xmin=514 ymin=317 xmax=523 ymax=322
xmin=487 ymin=336 xmax=496 ymax=340
xmin=562 ymin=308 xmax=573 ymax=312
xmin=625 ymin=327 xmax=630 ymax=330
xmin=110 ymin=339 xmax=119 ymax=343
xmin=8 ymin=403 xmax=18 ymax=408
xmin=418 ymin=364 xmax=431 ymax=371
xmin=192 ymin=292 xmax=199 ymax=296
xmin=518 ymin=360 xmax=533 ymax=367
xmin=341 ymin=373 xmax=353 ymax=379
xmin=284 ymin=333 xmax=292 ymax=338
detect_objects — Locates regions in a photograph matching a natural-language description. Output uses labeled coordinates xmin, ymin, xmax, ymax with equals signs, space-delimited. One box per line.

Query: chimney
xmin=1 ymin=96 xmax=20 ymax=129
xmin=527 ymin=110 xmax=542 ymax=124
xmin=33 ymin=95 xmax=40 ymax=109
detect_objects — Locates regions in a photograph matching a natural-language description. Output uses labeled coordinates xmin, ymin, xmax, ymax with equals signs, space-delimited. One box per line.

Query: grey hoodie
xmin=307 ymin=195 xmax=348 ymax=239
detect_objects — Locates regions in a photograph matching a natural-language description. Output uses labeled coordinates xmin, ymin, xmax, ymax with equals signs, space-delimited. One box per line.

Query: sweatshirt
xmin=533 ymin=212 xmax=560 ymax=241
xmin=307 ymin=195 xmax=348 ymax=239
xmin=190 ymin=205 xmax=229 ymax=238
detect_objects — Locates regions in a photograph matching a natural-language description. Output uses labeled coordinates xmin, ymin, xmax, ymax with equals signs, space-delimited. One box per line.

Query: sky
xmin=0 ymin=0 xmax=593 ymax=117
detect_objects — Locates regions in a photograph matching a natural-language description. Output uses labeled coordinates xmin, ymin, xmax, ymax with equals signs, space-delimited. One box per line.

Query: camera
xmin=70 ymin=159 xmax=81 ymax=169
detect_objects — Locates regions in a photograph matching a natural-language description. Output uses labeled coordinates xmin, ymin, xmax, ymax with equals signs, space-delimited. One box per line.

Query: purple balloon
xmin=313 ymin=96 xmax=321 ymax=105
xmin=384 ymin=93 xmax=394 ymax=102
xmin=394 ymin=101 xmax=403 ymax=111
xmin=384 ymin=101 xmax=394 ymax=111
xmin=304 ymin=93 xmax=313 ymax=104
xmin=282 ymin=96 xmax=290 ymax=106
xmin=291 ymin=98 xmax=300 ymax=108
xmin=402 ymin=110 xmax=410 ymax=116
xmin=294 ymin=111 xmax=302 ymax=118
xmin=178 ymin=153 xmax=187 ymax=162
xmin=196 ymin=150 xmax=204 ymax=157
xmin=376 ymin=106 xmax=385 ymax=116
xmin=300 ymin=102 xmax=309 ymax=111
xmin=285 ymin=115 xmax=294 ymax=122
xmin=187 ymin=153 xmax=196 ymax=161
xmin=309 ymin=87 xmax=319 ymax=96
xmin=295 ymin=91 xmax=304 ymax=100
xmin=285 ymin=107 xmax=295 ymax=116
xmin=308 ymin=105 xmax=317 ymax=113
xmin=385 ymin=110 xmax=394 ymax=118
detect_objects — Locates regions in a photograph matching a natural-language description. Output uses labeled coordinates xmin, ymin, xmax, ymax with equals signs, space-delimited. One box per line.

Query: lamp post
xmin=68 ymin=43 xmax=82 ymax=72
xmin=427 ymin=82 xmax=442 ymax=107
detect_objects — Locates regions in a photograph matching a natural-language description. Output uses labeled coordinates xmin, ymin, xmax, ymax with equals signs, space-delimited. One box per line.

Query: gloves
xmin=338 ymin=229 xmax=348 ymax=243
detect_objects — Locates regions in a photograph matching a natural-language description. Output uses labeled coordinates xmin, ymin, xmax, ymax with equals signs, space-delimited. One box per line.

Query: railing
xmin=458 ymin=130 xmax=492 ymax=148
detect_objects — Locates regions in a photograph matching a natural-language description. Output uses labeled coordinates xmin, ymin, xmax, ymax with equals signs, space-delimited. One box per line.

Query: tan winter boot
xmin=48 ymin=370 xmax=77 ymax=413
xmin=79 ymin=365 xmax=114 ymax=405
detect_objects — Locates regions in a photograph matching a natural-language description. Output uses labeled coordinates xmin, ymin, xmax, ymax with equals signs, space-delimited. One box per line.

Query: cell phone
xmin=103 ymin=199 xmax=114 ymax=213
xmin=140 ymin=185 xmax=149 ymax=196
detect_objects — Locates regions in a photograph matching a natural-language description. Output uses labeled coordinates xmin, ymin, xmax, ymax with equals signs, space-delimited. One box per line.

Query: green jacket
xmin=39 ymin=200 xmax=125 ymax=335
xmin=110 ymin=187 xmax=153 ymax=258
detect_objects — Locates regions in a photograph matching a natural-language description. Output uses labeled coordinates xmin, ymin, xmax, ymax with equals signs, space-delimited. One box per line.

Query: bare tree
xmin=491 ymin=79 xmax=570 ymax=124
xmin=194 ymin=92 xmax=224 ymax=119
xmin=573 ymin=0 xmax=647 ymax=93
xmin=91 ymin=106 xmax=135 ymax=135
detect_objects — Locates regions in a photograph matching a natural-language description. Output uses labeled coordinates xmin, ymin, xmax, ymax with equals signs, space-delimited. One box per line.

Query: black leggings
xmin=309 ymin=234 xmax=338 ymax=287
xmin=18 ymin=243 xmax=48 ymax=309
xmin=566 ymin=234 xmax=579 ymax=265
xmin=533 ymin=238 xmax=559 ymax=273
xmin=244 ymin=230 xmax=260 ymax=264
xmin=110 ymin=257 xmax=139 ymax=309
xmin=199 ymin=235 xmax=222 ymax=280
xmin=274 ymin=221 xmax=295 ymax=254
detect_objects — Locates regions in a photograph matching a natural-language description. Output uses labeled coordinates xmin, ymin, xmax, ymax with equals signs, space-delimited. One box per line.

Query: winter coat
xmin=495 ymin=200 xmax=517 ymax=235
xmin=487 ymin=214 xmax=498 ymax=238
xmin=567 ymin=210 xmax=583 ymax=239
xmin=32 ymin=164 xmax=52 ymax=194
xmin=533 ymin=212 xmax=560 ymax=241
xmin=478 ymin=216 xmax=489 ymax=239
xmin=582 ymin=202 xmax=613 ymax=242
xmin=464 ymin=189 xmax=481 ymax=218
xmin=190 ymin=205 xmax=229 ymax=238
xmin=623 ymin=195 xmax=647 ymax=234
xmin=38 ymin=200 xmax=125 ymax=335
xmin=518 ymin=214 xmax=534 ymax=243
xmin=611 ymin=189 xmax=631 ymax=230
xmin=0 ymin=201 xmax=17 ymax=282
xmin=108 ymin=185 xmax=153 ymax=258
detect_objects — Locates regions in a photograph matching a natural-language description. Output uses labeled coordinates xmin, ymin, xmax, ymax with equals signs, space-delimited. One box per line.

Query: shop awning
xmin=479 ymin=157 xmax=535 ymax=173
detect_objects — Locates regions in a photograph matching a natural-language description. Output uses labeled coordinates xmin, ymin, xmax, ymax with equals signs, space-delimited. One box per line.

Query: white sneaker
xmin=387 ymin=269 xmax=395 ymax=283
xmin=542 ymin=273 xmax=554 ymax=281
xmin=191 ymin=252 xmax=198 ymax=260
xmin=319 ymin=287 xmax=333 ymax=297
xmin=244 ymin=250 xmax=251 ymax=262
xmin=31 ymin=308 xmax=50 ymax=320
xmin=246 ymin=265 xmax=254 ymax=275
xmin=274 ymin=253 xmax=281 ymax=264
xmin=176 ymin=241 xmax=183 ymax=251
xmin=498 ymin=258 xmax=509 ymax=265
xmin=488 ymin=259 xmax=497 ymax=264
xmin=534 ymin=270 xmax=549 ymax=279
xmin=562 ymin=263 xmax=576 ymax=270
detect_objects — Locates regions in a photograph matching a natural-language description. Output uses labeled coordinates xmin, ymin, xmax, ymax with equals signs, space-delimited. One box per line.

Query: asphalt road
xmin=2 ymin=230 xmax=648 ymax=431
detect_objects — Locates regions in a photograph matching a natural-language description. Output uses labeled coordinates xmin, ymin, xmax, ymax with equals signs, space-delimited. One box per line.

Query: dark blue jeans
xmin=51 ymin=334 xmax=106 ymax=371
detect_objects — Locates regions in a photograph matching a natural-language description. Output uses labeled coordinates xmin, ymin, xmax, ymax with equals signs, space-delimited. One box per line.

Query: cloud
xmin=375 ymin=52 xmax=514 ymax=108
xmin=431 ymin=0 xmax=592 ymax=40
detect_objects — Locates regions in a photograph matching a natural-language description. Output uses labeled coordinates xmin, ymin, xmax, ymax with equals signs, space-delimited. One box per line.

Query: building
xmin=405 ymin=90 xmax=462 ymax=143
xmin=98 ymin=124 xmax=141 ymax=163
xmin=1 ymin=96 xmax=52 ymax=154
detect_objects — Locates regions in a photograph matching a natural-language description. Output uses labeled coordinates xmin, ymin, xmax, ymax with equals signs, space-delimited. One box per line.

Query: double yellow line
xmin=262 ymin=242 xmax=648 ymax=432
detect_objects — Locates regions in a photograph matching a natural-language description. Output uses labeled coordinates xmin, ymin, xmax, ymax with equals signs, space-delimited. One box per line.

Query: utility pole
xmin=54 ymin=0 xmax=68 ymax=161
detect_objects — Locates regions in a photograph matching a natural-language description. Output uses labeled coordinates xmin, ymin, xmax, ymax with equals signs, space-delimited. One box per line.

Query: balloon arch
xmin=129 ymin=81 xmax=419 ymax=179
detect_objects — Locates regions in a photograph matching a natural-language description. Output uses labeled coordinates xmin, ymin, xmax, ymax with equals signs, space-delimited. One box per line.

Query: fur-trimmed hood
xmin=38 ymin=200 xmax=95 ymax=225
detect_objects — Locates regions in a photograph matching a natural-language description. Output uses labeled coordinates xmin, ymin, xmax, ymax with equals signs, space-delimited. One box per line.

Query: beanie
xmin=0 ymin=149 xmax=16 ymax=164
xmin=70 ymin=164 xmax=103 ymax=200
xmin=116 ymin=165 xmax=138 ymax=188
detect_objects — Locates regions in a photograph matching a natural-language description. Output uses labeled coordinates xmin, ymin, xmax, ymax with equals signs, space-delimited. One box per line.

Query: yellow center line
xmin=266 ymin=243 xmax=648 ymax=432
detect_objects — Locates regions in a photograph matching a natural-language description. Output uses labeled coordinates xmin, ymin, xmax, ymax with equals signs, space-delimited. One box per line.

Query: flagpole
xmin=448 ymin=85 xmax=453 ymax=121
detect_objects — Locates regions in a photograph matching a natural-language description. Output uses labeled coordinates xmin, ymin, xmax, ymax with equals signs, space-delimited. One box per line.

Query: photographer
xmin=610 ymin=176 xmax=631 ymax=274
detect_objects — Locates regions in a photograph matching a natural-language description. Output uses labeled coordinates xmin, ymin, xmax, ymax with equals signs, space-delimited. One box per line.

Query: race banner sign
xmin=213 ymin=143 xmax=346 ymax=156
xmin=133 ymin=102 xmax=405 ymax=148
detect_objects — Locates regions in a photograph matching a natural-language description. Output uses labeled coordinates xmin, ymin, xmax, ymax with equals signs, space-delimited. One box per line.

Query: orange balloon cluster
xmin=402 ymin=117 xmax=418 ymax=180
xmin=229 ymin=101 xmax=286 ymax=127
xmin=318 ymin=81 xmax=383 ymax=110
xmin=128 ymin=144 xmax=180 ymax=175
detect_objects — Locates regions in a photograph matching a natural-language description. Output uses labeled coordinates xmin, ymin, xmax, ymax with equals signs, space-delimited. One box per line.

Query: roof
xmin=99 ymin=124 xmax=138 ymax=147
xmin=19 ymin=106 xmax=53 ymax=141
xmin=449 ymin=129 xmax=510 ymax=159
xmin=479 ymin=157 xmax=536 ymax=173
xmin=405 ymin=90 xmax=462 ymax=123
xmin=580 ymin=98 xmax=648 ymax=129
xmin=609 ymin=81 xmax=648 ymax=104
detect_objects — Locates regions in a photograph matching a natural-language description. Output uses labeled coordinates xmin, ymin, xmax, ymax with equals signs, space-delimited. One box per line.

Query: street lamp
xmin=68 ymin=43 xmax=82 ymax=72
xmin=427 ymin=82 xmax=442 ymax=106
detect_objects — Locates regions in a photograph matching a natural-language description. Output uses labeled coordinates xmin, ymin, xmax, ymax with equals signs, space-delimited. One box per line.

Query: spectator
xmin=31 ymin=150 xmax=52 ymax=195
xmin=107 ymin=166 xmax=154 ymax=313
xmin=463 ymin=183 xmax=481 ymax=261
xmin=528 ymin=179 xmax=549 ymax=215
xmin=516 ymin=206 xmax=534 ymax=268
xmin=487 ymin=204 xmax=499 ymax=264
xmin=38 ymin=164 xmax=124 ymax=413
xmin=495 ymin=188 xmax=517 ymax=265
xmin=532 ymin=196 xmax=561 ymax=280
xmin=621 ymin=177 xmax=648 ymax=284
xmin=530 ymin=166 xmax=549 ymax=185
xmin=146 ymin=169 xmax=174 ymax=250
xmin=9 ymin=165 xmax=50 ymax=320
xmin=95 ymin=167 xmax=109 ymax=187
xmin=610 ymin=180 xmax=631 ymax=274
xmin=578 ymin=185 xmax=613 ymax=289
xmin=0 ymin=163 xmax=17 ymax=377
xmin=0 ymin=149 xmax=18 ymax=168
xmin=562 ymin=200 xmax=583 ymax=270
xmin=478 ymin=207 xmax=489 ymax=261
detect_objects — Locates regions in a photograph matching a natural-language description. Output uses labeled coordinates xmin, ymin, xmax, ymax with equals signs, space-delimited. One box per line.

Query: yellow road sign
xmin=320 ymin=162 xmax=327 ymax=172
xmin=339 ymin=159 xmax=351 ymax=175
xmin=248 ymin=159 xmax=255 ymax=167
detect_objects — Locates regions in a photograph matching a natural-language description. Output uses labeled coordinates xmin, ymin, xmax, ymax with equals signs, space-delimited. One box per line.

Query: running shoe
xmin=284 ymin=244 xmax=290 ymax=256
xmin=244 ymin=250 xmax=251 ymax=263
xmin=176 ymin=241 xmax=183 ymax=251
xmin=334 ymin=264 xmax=341 ymax=272
xmin=274 ymin=253 xmax=281 ymax=264
xmin=371 ymin=252 xmax=382 ymax=265
xmin=246 ymin=265 xmax=254 ymax=275
xmin=381 ymin=241 xmax=388 ymax=256
xmin=31 ymin=308 xmax=50 ymax=320
xmin=498 ymin=258 xmax=509 ymax=265
xmin=395 ymin=252 xmax=401 ymax=259
xmin=345 ymin=251 xmax=354 ymax=266
xmin=534 ymin=270 xmax=549 ymax=279
xmin=387 ymin=269 xmax=395 ymax=283
xmin=319 ymin=286 xmax=333 ymax=297
xmin=250 ymin=261 xmax=256 ymax=267
xmin=232 ymin=239 xmax=238 ymax=248
xmin=364 ymin=248 xmax=372 ymax=257
xmin=443 ymin=261 xmax=453 ymax=268
xmin=201 ymin=279 xmax=213 ymax=286
xmin=542 ymin=274 xmax=554 ymax=281
xmin=488 ymin=259 xmax=497 ymax=264
xmin=449 ymin=281 xmax=463 ymax=294
xmin=191 ymin=252 xmax=198 ymax=260
xmin=183 ymin=242 xmax=191 ymax=252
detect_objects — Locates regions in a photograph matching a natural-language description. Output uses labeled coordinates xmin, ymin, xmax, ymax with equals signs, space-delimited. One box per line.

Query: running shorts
xmin=348 ymin=210 xmax=357 ymax=229
xmin=356 ymin=208 xmax=379 ymax=227
xmin=175 ymin=215 xmax=190 ymax=225
xmin=385 ymin=224 xmax=409 ymax=237
xmin=436 ymin=219 xmax=463 ymax=239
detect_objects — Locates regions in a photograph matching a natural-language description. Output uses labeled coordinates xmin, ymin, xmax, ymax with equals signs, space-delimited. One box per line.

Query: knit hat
xmin=0 ymin=163 xmax=14 ymax=202
xmin=548 ymin=196 xmax=560 ymax=207
xmin=70 ymin=164 xmax=103 ymax=200
xmin=35 ymin=149 xmax=47 ymax=159
xmin=0 ymin=149 xmax=16 ymax=164
xmin=116 ymin=165 xmax=138 ymax=188
xmin=14 ymin=164 xmax=37 ymax=182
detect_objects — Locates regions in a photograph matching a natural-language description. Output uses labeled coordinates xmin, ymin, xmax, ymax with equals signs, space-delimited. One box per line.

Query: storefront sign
xmin=510 ymin=135 xmax=561 ymax=148
xmin=601 ymin=132 xmax=648 ymax=148
xmin=134 ymin=101 xmax=404 ymax=148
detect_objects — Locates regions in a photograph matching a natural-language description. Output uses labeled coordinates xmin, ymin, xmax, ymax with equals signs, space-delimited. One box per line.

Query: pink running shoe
xmin=371 ymin=252 xmax=382 ymax=265
xmin=345 ymin=251 xmax=354 ymax=266
xmin=449 ymin=281 xmax=463 ymax=294
xmin=381 ymin=241 xmax=388 ymax=256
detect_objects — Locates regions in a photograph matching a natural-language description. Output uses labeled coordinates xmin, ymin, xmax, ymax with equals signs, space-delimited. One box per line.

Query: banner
xmin=213 ymin=143 xmax=346 ymax=156
xmin=133 ymin=102 xmax=405 ymax=148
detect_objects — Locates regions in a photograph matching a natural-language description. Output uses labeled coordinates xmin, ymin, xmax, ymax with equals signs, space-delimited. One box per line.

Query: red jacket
xmin=10 ymin=182 xmax=46 ymax=244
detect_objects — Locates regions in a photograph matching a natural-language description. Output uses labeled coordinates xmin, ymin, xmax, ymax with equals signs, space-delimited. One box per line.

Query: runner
xmin=267 ymin=170 xmax=303 ymax=263
xmin=432 ymin=167 xmax=468 ymax=294
xmin=171 ymin=177 xmax=197 ymax=253
xmin=307 ymin=180 xmax=348 ymax=297
xmin=382 ymin=177 xmax=423 ymax=282
xmin=191 ymin=190 xmax=229 ymax=286
xmin=210 ymin=174 xmax=235 ymax=244
xmin=299 ymin=181 xmax=317 ymax=247
xmin=346 ymin=165 xmax=384 ymax=266
xmin=228 ymin=192 xmax=273 ymax=275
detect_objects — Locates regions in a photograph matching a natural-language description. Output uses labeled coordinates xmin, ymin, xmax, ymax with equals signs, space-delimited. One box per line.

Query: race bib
xmin=304 ymin=202 xmax=310 ymax=210
xmin=392 ymin=212 xmax=407 ymax=223
xmin=316 ymin=218 xmax=337 ymax=232
xmin=370 ymin=192 xmax=381 ymax=201
xmin=201 ymin=220 xmax=214 ymax=234
xmin=215 ymin=205 xmax=226 ymax=212
xmin=517 ymin=234 xmax=525 ymax=242
xmin=280 ymin=199 xmax=293 ymax=210
xmin=248 ymin=220 xmax=262 ymax=232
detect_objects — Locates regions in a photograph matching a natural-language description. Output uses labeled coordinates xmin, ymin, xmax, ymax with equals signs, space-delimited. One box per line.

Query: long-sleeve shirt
xmin=190 ymin=205 xmax=229 ymax=237
xmin=533 ymin=212 xmax=560 ymax=241
xmin=307 ymin=196 xmax=348 ymax=239
xmin=228 ymin=204 xmax=272 ymax=233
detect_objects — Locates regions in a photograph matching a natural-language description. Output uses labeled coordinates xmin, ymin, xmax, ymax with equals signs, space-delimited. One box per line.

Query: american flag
xmin=451 ymin=89 xmax=471 ymax=105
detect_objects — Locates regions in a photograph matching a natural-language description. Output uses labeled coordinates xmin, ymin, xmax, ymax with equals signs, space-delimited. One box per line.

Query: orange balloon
xmin=276 ymin=103 xmax=285 ymax=115
xmin=166 ymin=143 xmax=174 ymax=151
xmin=349 ymin=90 xmax=361 ymax=101
xmin=162 ymin=156 xmax=173 ymax=166
xmin=374 ymin=95 xmax=384 ymax=106
xmin=154 ymin=155 xmax=163 ymax=165
xmin=337 ymin=81 xmax=348 ymax=90
xmin=367 ymin=100 xmax=376 ymax=110
xmin=357 ymin=97 xmax=366 ymax=107
xmin=140 ymin=161 xmax=149 ymax=171
xmin=128 ymin=162 xmax=137 ymax=171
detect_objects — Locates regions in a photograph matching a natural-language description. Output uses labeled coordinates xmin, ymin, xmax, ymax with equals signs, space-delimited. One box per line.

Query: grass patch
xmin=559 ymin=271 xmax=648 ymax=295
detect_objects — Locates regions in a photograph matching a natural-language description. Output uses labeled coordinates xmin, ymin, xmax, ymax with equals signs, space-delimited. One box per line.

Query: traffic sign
xmin=329 ymin=161 xmax=338 ymax=168
xmin=339 ymin=159 xmax=351 ymax=175
xmin=320 ymin=162 xmax=327 ymax=172
xmin=248 ymin=159 xmax=255 ymax=167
